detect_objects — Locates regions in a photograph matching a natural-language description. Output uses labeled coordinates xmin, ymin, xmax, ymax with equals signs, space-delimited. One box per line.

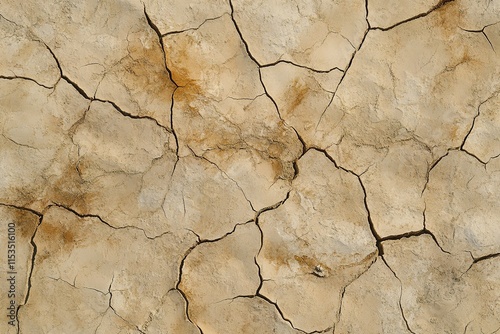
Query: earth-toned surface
xmin=1 ymin=0 xmax=499 ymax=333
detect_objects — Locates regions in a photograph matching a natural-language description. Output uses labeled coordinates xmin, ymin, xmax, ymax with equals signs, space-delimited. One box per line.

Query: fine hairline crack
xmin=48 ymin=203 xmax=169 ymax=240
xmin=333 ymin=255 xmax=377 ymax=332
xmin=380 ymin=256 xmax=416 ymax=334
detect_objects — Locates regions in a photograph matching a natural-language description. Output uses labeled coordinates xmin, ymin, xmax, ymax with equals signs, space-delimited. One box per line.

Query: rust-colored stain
xmin=39 ymin=220 xmax=75 ymax=246
xmin=10 ymin=207 xmax=38 ymax=239
xmin=288 ymin=78 xmax=309 ymax=112
xmin=431 ymin=0 xmax=460 ymax=39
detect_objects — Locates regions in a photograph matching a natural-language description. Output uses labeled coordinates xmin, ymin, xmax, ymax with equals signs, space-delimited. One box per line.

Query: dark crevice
xmin=358 ymin=178 xmax=384 ymax=255
xmin=458 ymin=94 xmax=500 ymax=165
xmin=46 ymin=38 xmax=173 ymax=135
xmin=0 ymin=12 xmax=18 ymax=25
xmin=460 ymin=148 xmax=487 ymax=165
xmin=421 ymin=150 xmax=450 ymax=196
xmin=0 ymin=203 xmax=42 ymax=217
xmin=253 ymin=220 xmax=265 ymax=295
xmin=309 ymin=328 xmax=334 ymax=334
xmin=253 ymin=294 xmax=307 ymax=333
xmin=289 ymin=127 xmax=308 ymax=167
xmin=175 ymin=245 xmax=205 ymax=334
xmin=422 ymin=207 xmax=451 ymax=254
xmin=94 ymin=97 xmax=171 ymax=133
xmin=143 ymin=5 xmax=178 ymax=87
xmin=371 ymin=0 xmax=455 ymax=31
xmin=399 ymin=289 xmax=415 ymax=334
xmin=333 ymin=286 xmax=347 ymax=333
xmin=253 ymin=193 xmax=292 ymax=294
xmin=62 ymin=73 xmax=173 ymax=134
xmin=292 ymin=160 xmax=300 ymax=181
xmin=253 ymin=258 xmax=265 ymax=294
xmin=380 ymin=228 xmax=446 ymax=250
xmin=466 ymin=252 xmax=500 ymax=273
xmin=303 ymin=148 xmax=384 ymax=256
xmin=255 ymin=191 xmax=291 ymax=219
xmin=61 ymin=75 xmax=91 ymax=99
xmin=463 ymin=321 xmax=472 ymax=334
xmin=365 ymin=0 xmax=371 ymax=29
xmin=460 ymin=100 xmax=482 ymax=150
xmin=228 ymin=0 xmax=262 ymax=66
xmin=49 ymin=202 xmax=122 ymax=229
xmin=0 ymin=75 xmax=53 ymax=89
xmin=170 ymin=87 xmax=180 ymax=157
xmin=189 ymin=220 xmax=254 ymax=244
xmin=21 ymin=216 xmax=41 ymax=303
xmin=482 ymin=30 xmax=496 ymax=52
xmin=213 ymin=293 xmax=309 ymax=332
xmin=381 ymin=229 xmax=451 ymax=256
xmin=260 ymin=59 xmax=344 ymax=74
xmin=257 ymin=68 xmax=307 ymax=179
xmin=143 ymin=5 xmax=181 ymax=157
xmin=16 ymin=214 xmax=42 ymax=333
xmin=42 ymin=42 xmax=64 ymax=79
xmin=258 ymin=68 xmax=285 ymax=122
xmin=177 ymin=289 xmax=204 ymax=334
xmin=472 ymin=252 xmax=500 ymax=264
xmin=175 ymin=243 xmax=198 ymax=290
xmin=306 ymin=147 xmax=340 ymax=168
xmin=460 ymin=24 xmax=498 ymax=52
xmin=161 ymin=15 xmax=226 ymax=37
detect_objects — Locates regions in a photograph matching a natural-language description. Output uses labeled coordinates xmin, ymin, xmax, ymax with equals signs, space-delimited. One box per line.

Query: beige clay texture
xmin=0 ymin=0 xmax=499 ymax=333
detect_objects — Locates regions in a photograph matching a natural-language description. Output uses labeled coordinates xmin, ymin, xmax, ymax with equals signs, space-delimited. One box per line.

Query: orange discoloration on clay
xmin=287 ymin=78 xmax=309 ymax=112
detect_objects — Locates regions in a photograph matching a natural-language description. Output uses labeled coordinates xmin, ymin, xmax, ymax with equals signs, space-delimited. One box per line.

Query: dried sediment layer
xmin=0 ymin=0 xmax=499 ymax=333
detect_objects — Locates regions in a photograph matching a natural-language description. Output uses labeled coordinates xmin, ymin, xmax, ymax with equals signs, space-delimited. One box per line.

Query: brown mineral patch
xmin=431 ymin=1 xmax=460 ymax=39
xmin=10 ymin=207 xmax=38 ymax=239
xmin=287 ymin=78 xmax=309 ymax=112
xmin=35 ymin=251 xmax=50 ymax=264
xmin=177 ymin=285 xmax=197 ymax=307
xmin=449 ymin=124 xmax=460 ymax=141
xmin=444 ymin=50 xmax=475 ymax=73
xmin=270 ymin=159 xmax=285 ymax=180
xmin=264 ymin=245 xmax=292 ymax=268
xmin=47 ymin=162 xmax=89 ymax=213
xmin=8 ymin=187 xmax=38 ymax=209
xmin=173 ymin=86 xmax=204 ymax=118
xmin=62 ymin=229 xmax=75 ymax=244
xmin=164 ymin=33 xmax=200 ymax=87
xmin=39 ymin=220 xmax=76 ymax=247
xmin=122 ymin=28 xmax=174 ymax=96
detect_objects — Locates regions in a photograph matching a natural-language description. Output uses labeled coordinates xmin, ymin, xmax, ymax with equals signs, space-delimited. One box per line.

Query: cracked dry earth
xmin=0 ymin=0 xmax=500 ymax=333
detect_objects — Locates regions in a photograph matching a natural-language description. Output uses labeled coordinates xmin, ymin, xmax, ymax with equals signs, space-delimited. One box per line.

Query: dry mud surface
xmin=0 ymin=0 xmax=499 ymax=333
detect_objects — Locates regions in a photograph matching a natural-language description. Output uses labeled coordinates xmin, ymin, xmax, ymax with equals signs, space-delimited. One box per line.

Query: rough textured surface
xmin=335 ymin=258 xmax=412 ymax=334
xmin=257 ymin=149 xmax=376 ymax=332
xmin=1 ymin=0 xmax=499 ymax=333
